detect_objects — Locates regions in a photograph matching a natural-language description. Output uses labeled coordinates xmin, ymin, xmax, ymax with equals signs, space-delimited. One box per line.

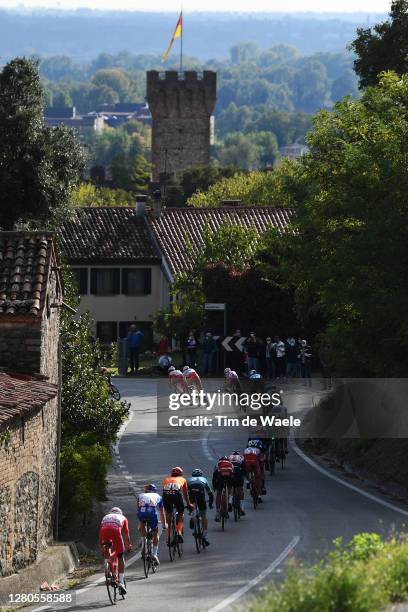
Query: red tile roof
xmin=0 ymin=233 xmax=55 ymax=316
xmin=59 ymin=207 xmax=160 ymax=264
xmin=147 ymin=206 xmax=294 ymax=276
xmin=0 ymin=372 xmax=58 ymax=425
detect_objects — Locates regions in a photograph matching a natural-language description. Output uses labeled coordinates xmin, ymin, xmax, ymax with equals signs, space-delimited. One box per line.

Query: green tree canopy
xmin=0 ymin=58 xmax=84 ymax=230
xmin=351 ymin=0 xmax=408 ymax=87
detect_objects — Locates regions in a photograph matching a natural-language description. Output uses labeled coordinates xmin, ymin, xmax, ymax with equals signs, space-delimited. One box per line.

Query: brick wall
xmin=0 ymin=396 xmax=58 ymax=576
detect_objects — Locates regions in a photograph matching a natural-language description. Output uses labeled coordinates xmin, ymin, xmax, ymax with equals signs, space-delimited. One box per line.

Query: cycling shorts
xmin=162 ymin=491 xmax=185 ymax=514
xmin=244 ymin=458 xmax=261 ymax=478
xmin=189 ymin=490 xmax=207 ymax=515
xmin=213 ymin=474 xmax=232 ymax=492
xmin=232 ymin=471 xmax=244 ymax=488
xmin=137 ymin=507 xmax=159 ymax=530
xmin=99 ymin=525 xmax=124 ymax=557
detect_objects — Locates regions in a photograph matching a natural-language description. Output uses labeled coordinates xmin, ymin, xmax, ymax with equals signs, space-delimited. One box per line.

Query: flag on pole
xmin=162 ymin=12 xmax=183 ymax=62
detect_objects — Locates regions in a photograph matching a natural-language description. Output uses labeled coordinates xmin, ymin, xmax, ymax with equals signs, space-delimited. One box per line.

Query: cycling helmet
xmin=110 ymin=507 xmax=123 ymax=514
xmin=232 ymin=450 xmax=241 ymax=456
xmin=183 ymin=365 xmax=189 ymax=372
xmin=219 ymin=456 xmax=228 ymax=461
xmin=145 ymin=484 xmax=157 ymax=492
xmin=168 ymin=366 xmax=175 ymax=373
xmin=250 ymin=369 xmax=257 ymax=375
xmin=171 ymin=466 xmax=183 ymax=476
xmin=254 ymin=440 xmax=263 ymax=449
xmin=247 ymin=440 xmax=256 ymax=447
xmin=224 ymin=368 xmax=231 ymax=375
xmin=192 ymin=468 xmax=203 ymax=477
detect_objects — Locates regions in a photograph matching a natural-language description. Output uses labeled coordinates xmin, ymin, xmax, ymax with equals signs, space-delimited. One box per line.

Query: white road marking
xmin=293 ymin=441 xmax=408 ymax=517
xmin=208 ymin=536 xmax=300 ymax=612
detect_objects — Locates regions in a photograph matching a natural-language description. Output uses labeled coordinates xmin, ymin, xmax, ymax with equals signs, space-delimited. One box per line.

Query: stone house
xmin=0 ymin=232 xmax=62 ymax=576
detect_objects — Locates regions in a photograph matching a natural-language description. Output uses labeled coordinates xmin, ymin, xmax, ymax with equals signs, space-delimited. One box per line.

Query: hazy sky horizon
xmin=0 ymin=0 xmax=390 ymax=12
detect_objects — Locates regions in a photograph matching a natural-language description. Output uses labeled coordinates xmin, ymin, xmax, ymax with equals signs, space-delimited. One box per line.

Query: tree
xmin=351 ymin=0 xmax=408 ymax=88
xmin=110 ymin=153 xmax=150 ymax=193
xmin=91 ymin=68 xmax=131 ymax=100
xmin=331 ymin=69 xmax=359 ymax=102
xmin=71 ymin=183 xmax=135 ymax=207
xmin=0 ymin=58 xmax=84 ymax=230
xmin=279 ymin=72 xmax=408 ymax=376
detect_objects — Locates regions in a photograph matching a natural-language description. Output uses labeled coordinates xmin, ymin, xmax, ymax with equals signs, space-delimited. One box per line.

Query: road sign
xmin=221 ymin=336 xmax=233 ymax=351
xmin=221 ymin=336 xmax=247 ymax=352
xmin=204 ymin=303 xmax=226 ymax=311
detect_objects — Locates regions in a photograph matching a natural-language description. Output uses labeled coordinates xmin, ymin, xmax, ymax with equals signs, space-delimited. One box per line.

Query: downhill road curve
xmin=34 ymin=379 xmax=408 ymax=612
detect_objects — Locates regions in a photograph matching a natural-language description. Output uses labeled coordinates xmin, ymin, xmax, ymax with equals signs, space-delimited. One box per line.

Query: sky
xmin=0 ymin=0 xmax=390 ymax=12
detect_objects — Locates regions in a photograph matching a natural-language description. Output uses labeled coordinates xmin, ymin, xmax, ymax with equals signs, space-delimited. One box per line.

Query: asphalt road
xmin=34 ymin=378 xmax=408 ymax=612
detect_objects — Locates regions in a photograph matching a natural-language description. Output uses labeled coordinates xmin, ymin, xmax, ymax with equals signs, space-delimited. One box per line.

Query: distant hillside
xmin=0 ymin=9 xmax=386 ymax=61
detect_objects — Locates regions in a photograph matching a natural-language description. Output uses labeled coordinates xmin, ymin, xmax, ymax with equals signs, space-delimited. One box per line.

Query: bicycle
xmin=276 ymin=438 xmax=286 ymax=469
xmin=232 ymin=486 xmax=241 ymax=522
xmin=167 ymin=507 xmax=183 ymax=561
xmin=142 ymin=523 xmax=156 ymax=578
xmin=191 ymin=505 xmax=206 ymax=553
xmin=269 ymin=439 xmax=277 ymax=476
xmin=102 ymin=541 xmax=126 ymax=605
xmin=247 ymin=471 xmax=258 ymax=510
xmin=220 ymin=482 xmax=229 ymax=531
xmin=102 ymin=369 xmax=121 ymax=400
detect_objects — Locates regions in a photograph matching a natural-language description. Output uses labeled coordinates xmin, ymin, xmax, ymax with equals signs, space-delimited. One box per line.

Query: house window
xmin=72 ymin=268 xmax=88 ymax=295
xmin=90 ymin=269 xmax=120 ymax=296
xmin=96 ymin=321 xmax=118 ymax=344
xmin=122 ymin=269 xmax=151 ymax=296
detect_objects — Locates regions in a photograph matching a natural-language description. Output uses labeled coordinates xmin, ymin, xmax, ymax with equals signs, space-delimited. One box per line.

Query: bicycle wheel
xmin=168 ymin=515 xmax=176 ymax=562
xmin=104 ymin=561 xmax=116 ymax=605
xmin=270 ymin=447 xmax=276 ymax=475
xmin=250 ymin=477 xmax=258 ymax=510
xmin=194 ymin=516 xmax=202 ymax=553
xmin=120 ymin=576 xmax=126 ymax=600
xmin=143 ymin=539 xmax=150 ymax=577
xmin=110 ymin=384 xmax=121 ymax=401
xmin=176 ymin=530 xmax=183 ymax=558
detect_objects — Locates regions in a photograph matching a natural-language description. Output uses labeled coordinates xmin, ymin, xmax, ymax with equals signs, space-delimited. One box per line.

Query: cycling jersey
xmin=99 ymin=513 xmax=129 ymax=556
xmin=212 ymin=459 xmax=234 ymax=492
xmin=183 ymin=368 xmax=202 ymax=389
xmin=228 ymin=453 xmax=245 ymax=486
xmin=225 ymin=370 xmax=239 ymax=381
xmin=187 ymin=476 xmax=213 ymax=513
xmin=243 ymin=446 xmax=262 ymax=477
xmin=162 ymin=475 xmax=188 ymax=514
xmin=169 ymin=369 xmax=185 ymax=392
xmin=137 ymin=492 xmax=163 ymax=530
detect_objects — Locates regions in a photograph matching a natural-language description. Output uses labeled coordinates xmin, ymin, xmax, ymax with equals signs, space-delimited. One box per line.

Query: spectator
xmin=158 ymin=353 xmax=172 ymax=373
xmin=264 ymin=336 xmax=276 ymax=379
xmin=230 ymin=328 xmax=245 ymax=374
xmin=127 ymin=324 xmax=144 ymax=374
xmin=273 ymin=335 xmax=286 ymax=380
xmin=157 ymin=335 xmax=168 ymax=356
xmin=202 ymin=332 xmax=217 ymax=376
xmin=186 ymin=332 xmax=198 ymax=367
xmin=245 ymin=332 xmax=260 ymax=374
xmin=286 ymin=336 xmax=299 ymax=378
xmin=298 ymin=340 xmax=312 ymax=385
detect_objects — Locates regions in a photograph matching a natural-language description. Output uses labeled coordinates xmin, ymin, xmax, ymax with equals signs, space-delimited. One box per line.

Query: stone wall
xmin=147 ymin=70 xmax=217 ymax=181
xmin=0 ymin=396 xmax=58 ymax=576
xmin=0 ymin=321 xmax=42 ymax=375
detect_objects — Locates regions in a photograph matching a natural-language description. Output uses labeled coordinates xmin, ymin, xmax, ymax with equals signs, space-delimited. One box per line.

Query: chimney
xmin=135 ymin=194 xmax=147 ymax=217
xmin=220 ymin=199 xmax=241 ymax=207
xmin=152 ymin=189 xmax=163 ymax=218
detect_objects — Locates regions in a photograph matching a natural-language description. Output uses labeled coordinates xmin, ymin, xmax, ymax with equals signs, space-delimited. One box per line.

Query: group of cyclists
xmin=98 ymin=364 xmax=285 ymax=595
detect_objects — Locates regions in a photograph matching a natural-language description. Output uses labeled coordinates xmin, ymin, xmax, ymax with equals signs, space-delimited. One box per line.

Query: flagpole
xmin=180 ymin=10 xmax=183 ymax=74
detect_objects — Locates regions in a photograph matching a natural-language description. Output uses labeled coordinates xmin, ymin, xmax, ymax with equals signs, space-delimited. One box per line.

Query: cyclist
xmin=187 ymin=468 xmax=214 ymax=546
xmin=228 ymin=450 xmax=246 ymax=516
xmin=168 ymin=365 xmax=186 ymax=393
xmin=137 ymin=484 xmax=167 ymax=566
xmin=212 ymin=456 xmax=234 ymax=522
xmin=162 ymin=467 xmax=193 ymax=543
xmin=243 ymin=440 xmax=263 ymax=503
xmin=224 ymin=368 xmax=241 ymax=394
xmin=183 ymin=365 xmax=203 ymax=393
xmin=99 ymin=507 xmax=132 ymax=594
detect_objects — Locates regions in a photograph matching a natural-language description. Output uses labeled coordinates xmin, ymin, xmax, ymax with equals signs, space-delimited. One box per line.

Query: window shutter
xmin=113 ymin=269 xmax=121 ymax=295
xmin=122 ymin=269 xmax=128 ymax=295
xmin=90 ymin=269 xmax=97 ymax=294
xmin=144 ymin=269 xmax=152 ymax=294
xmin=80 ymin=269 xmax=88 ymax=294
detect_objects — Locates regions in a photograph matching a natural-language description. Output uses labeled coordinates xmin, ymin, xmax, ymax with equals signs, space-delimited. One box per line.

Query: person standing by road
xmin=231 ymin=329 xmax=245 ymax=374
xmin=298 ymin=339 xmax=312 ymax=385
xmin=273 ymin=335 xmax=286 ymax=381
xmin=264 ymin=336 xmax=275 ymax=379
xmin=245 ymin=332 xmax=260 ymax=374
xmin=127 ymin=324 xmax=144 ymax=374
xmin=286 ymin=335 xmax=299 ymax=378
xmin=202 ymin=331 xmax=217 ymax=376
xmin=186 ymin=331 xmax=198 ymax=367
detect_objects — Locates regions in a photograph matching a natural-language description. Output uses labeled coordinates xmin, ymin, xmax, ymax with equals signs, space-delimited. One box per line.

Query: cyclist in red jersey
xmin=212 ymin=456 xmax=234 ymax=522
xmin=99 ymin=507 xmax=132 ymax=594
xmin=243 ymin=441 xmax=263 ymax=502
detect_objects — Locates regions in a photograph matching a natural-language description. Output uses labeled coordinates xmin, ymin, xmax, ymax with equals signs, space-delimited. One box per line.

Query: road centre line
xmin=292 ymin=440 xmax=408 ymax=517
xmin=208 ymin=536 xmax=300 ymax=612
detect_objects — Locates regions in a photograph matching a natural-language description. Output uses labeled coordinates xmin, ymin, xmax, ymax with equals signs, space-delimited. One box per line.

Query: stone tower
xmin=146 ymin=70 xmax=217 ymax=182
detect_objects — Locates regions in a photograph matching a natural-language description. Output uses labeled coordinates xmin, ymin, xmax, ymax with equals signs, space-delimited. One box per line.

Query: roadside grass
xmin=251 ymin=533 xmax=408 ymax=612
